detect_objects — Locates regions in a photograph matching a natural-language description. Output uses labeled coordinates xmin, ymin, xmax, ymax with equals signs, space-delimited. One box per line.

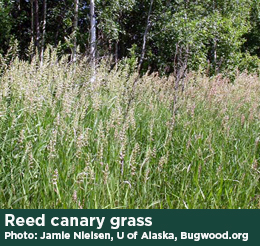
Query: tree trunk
xmin=30 ymin=0 xmax=34 ymax=42
xmin=115 ymin=40 xmax=119 ymax=69
xmin=90 ymin=0 xmax=96 ymax=83
xmin=35 ymin=0 xmax=40 ymax=54
xmin=72 ymin=0 xmax=79 ymax=62
xmin=212 ymin=0 xmax=218 ymax=73
xmin=30 ymin=0 xmax=34 ymax=59
xmin=40 ymin=0 xmax=47 ymax=65
xmin=138 ymin=0 xmax=154 ymax=72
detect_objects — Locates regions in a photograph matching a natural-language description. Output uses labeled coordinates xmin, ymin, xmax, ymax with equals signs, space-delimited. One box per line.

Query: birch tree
xmin=35 ymin=0 xmax=40 ymax=53
xmin=138 ymin=0 xmax=154 ymax=72
xmin=72 ymin=0 xmax=79 ymax=62
xmin=90 ymin=0 xmax=96 ymax=83
xmin=30 ymin=0 xmax=34 ymax=48
xmin=40 ymin=0 xmax=47 ymax=65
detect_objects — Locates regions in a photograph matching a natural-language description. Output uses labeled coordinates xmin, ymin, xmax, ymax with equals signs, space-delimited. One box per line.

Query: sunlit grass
xmin=0 ymin=49 xmax=260 ymax=208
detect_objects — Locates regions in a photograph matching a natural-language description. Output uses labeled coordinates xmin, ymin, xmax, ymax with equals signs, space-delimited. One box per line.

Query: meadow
xmin=0 ymin=50 xmax=260 ymax=208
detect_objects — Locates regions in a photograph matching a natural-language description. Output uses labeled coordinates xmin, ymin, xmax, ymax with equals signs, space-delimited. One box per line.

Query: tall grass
xmin=0 ymin=49 xmax=260 ymax=208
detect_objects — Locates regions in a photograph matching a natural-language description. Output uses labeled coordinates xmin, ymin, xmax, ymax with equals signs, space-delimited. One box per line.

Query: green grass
xmin=0 ymin=51 xmax=260 ymax=208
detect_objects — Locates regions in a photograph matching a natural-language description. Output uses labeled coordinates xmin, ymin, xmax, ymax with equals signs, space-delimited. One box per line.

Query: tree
xmin=90 ymin=0 xmax=96 ymax=83
xmin=30 ymin=0 xmax=34 ymax=55
xmin=139 ymin=0 xmax=252 ymax=75
xmin=139 ymin=0 xmax=154 ymax=72
xmin=40 ymin=0 xmax=47 ymax=64
xmin=243 ymin=0 xmax=260 ymax=56
xmin=0 ymin=1 xmax=12 ymax=53
xmin=0 ymin=0 xmax=258 ymax=77
xmin=96 ymin=0 xmax=136 ymax=62
xmin=72 ymin=0 xmax=79 ymax=62
xmin=35 ymin=0 xmax=40 ymax=53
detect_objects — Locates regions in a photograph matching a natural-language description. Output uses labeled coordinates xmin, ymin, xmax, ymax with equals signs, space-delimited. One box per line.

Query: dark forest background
xmin=1 ymin=0 xmax=260 ymax=76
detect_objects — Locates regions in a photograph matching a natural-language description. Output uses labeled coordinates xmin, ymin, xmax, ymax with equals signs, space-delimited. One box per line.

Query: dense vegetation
xmin=0 ymin=0 xmax=260 ymax=75
xmin=0 ymin=1 xmax=260 ymax=208
xmin=0 ymin=50 xmax=260 ymax=208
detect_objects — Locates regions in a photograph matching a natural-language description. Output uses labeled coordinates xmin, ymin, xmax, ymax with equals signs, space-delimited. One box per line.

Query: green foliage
xmin=243 ymin=0 xmax=260 ymax=56
xmin=0 ymin=53 xmax=260 ymax=208
xmin=239 ymin=52 xmax=260 ymax=75
xmin=97 ymin=0 xmax=136 ymax=41
xmin=121 ymin=44 xmax=138 ymax=73
xmin=0 ymin=0 xmax=259 ymax=76
xmin=147 ymin=0 xmax=252 ymax=75
xmin=0 ymin=1 xmax=12 ymax=52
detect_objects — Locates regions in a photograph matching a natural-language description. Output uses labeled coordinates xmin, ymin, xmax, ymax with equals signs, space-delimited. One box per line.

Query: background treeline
xmin=1 ymin=0 xmax=260 ymax=76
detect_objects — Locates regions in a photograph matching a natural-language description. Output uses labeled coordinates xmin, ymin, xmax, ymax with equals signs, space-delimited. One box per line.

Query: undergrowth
xmin=0 ymin=48 xmax=260 ymax=208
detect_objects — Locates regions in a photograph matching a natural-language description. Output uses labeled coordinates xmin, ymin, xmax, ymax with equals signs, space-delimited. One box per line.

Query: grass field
xmin=0 ymin=51 xmax=260 ymax=208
